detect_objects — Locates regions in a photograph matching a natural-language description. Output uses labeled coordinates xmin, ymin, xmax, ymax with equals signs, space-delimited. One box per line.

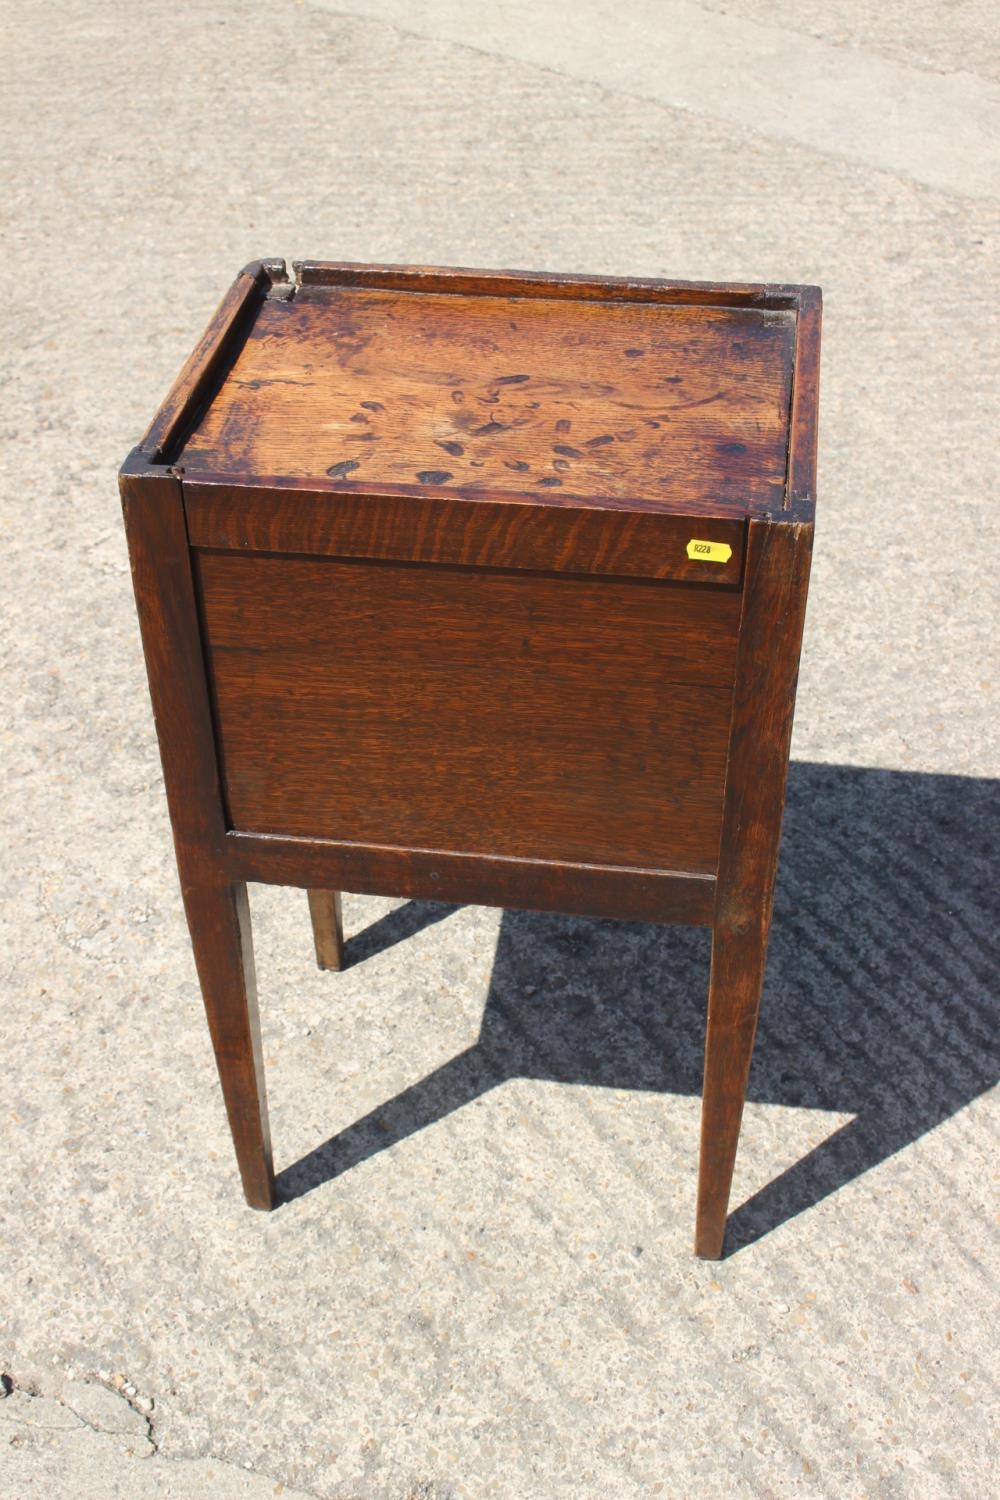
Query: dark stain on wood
xmin=436 ymin=440 xmax=465 ymax=457
xmin=416 ymin=469 xmax=453 ymax=485
xmin=538 ymin=476 xmax=562 ymax=487
xmin=327 ymin=459 xmax=360 ymax=478
xmin=666 ymin=390 xmax=730 ymax=413
xmin=504 ymin=460 xmax=530 ymax=472
xmin=554 ymin=445 xmax=583 ymax=458
xmin=180 ymin=283 xmax=794 ymax=509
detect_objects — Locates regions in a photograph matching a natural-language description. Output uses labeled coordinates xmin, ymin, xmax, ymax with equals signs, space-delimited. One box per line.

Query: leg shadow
xmin=278 ymin=764 xmax=999 ymax=1252
xmin=343 ymin=898 xmax=459 ymax=968
xmin=724 ymin=762 xmax=999 ymax=1250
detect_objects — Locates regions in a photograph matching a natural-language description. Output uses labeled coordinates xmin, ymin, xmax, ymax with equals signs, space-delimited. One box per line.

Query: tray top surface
xmin=179 ymin=272 xmax=798 ymax=514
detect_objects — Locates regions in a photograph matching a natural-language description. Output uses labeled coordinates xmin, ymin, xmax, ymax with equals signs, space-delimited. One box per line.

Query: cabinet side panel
xmin=196 ymin=552 xmax=739 ymax=874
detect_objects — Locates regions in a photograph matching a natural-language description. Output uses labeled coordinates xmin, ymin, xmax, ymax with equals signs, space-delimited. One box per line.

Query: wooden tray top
xmin=168 ymin=261 xmax=811 ymax=521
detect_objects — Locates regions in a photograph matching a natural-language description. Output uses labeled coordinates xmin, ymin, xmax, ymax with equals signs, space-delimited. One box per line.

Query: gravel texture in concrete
xmin=1 ymin=2 xmax=998 ymax=1497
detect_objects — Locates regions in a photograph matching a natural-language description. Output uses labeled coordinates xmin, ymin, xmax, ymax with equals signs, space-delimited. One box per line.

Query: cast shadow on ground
xmin=275 ymin=763 xmax=998 ymax=1253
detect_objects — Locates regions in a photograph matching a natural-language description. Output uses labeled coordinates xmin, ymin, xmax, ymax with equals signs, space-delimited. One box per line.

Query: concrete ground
xmin=1 ymin=1 xmax=998 ymax=1496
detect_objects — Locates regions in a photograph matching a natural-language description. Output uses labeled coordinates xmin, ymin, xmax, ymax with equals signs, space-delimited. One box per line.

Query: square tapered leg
xmin=307 ymin=889 xmax=345 ymax=971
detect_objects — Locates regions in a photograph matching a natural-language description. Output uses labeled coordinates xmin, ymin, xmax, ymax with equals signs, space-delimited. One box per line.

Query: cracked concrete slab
xmin=0 ymin=1385 xmax=319 ymax=1498
xmin=1 ymin=0 xmax=998 ymax=1497
xmin=59 ymin=1380 xmax=152 ymax=1447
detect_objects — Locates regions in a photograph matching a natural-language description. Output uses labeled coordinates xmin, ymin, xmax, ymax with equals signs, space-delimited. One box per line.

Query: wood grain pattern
xmin=140 ymin=260 xmax=285 ymax=464
xmin=180 ymin=287 xmax=794 ymax=513
xmin=119 ymin=456 xmax=273 ymax=1208
xmin=196 ymin=551 xmax=740 ymax=873
xmin=229 ymin=832 xmax=716 ymax=927
xmin=786 ymin=286 xmax=822 ymax=505
xmin=695 ymin=516 xmax=815 ymax=1258
xmin=183 ymin=479 xmax=747 ymax=583
xmin=292 ymin=260 xmax=807 ymax=309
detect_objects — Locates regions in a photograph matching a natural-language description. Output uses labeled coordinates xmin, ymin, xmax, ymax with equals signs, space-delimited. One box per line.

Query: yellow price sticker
xmin=686 ymin=538 xmax=733 ymax=564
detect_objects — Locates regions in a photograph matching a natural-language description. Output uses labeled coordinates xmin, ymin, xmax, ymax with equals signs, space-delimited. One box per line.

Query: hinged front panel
xmin=195 ymin=550 xmax=740 ymax=875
